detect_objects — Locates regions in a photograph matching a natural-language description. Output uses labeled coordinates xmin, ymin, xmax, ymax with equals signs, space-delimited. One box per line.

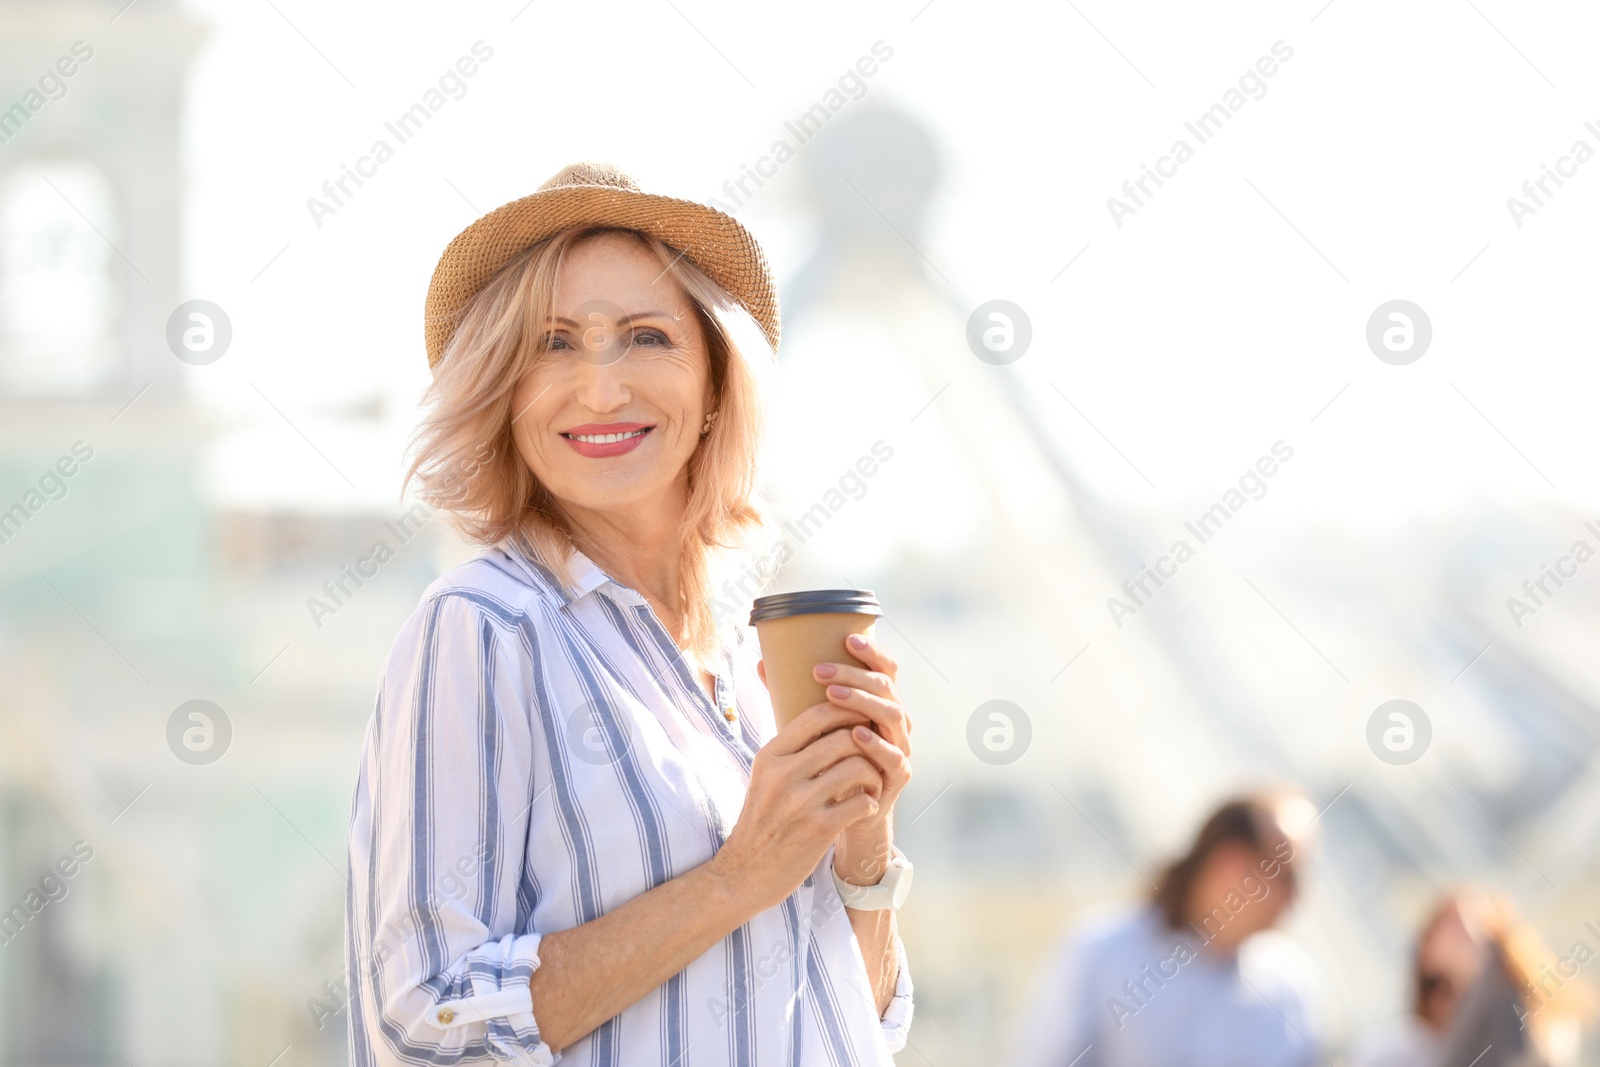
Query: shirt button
xmin=437 ymin=1008 xmax=455 ymax=1025
xmin=723 ymin=707 xmax=737 ymax=721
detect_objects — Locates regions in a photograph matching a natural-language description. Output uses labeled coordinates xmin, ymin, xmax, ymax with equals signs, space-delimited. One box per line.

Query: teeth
xmin=569 ymin=429 xmax=648 ymax=444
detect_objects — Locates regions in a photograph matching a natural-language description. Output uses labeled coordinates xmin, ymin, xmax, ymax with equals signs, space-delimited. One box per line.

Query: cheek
xmin=509 ymin=376 xmax=560 ymax=467
xmin=645 ymin=361 xmax=709 ymax=428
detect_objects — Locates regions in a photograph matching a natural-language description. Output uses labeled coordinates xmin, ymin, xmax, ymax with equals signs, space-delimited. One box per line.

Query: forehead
xmin=550 ymin=233 xmax=693 ymax=318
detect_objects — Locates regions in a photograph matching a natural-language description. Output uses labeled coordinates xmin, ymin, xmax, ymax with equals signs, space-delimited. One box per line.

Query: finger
xmin=810 ymin=755 xmax=883 ymax=805
xmin=823 ymin=791 xmax=880 ymax=831
xmin=812 ymin=660 xmax=893 ymax=700
xmin=788 ymin=727 xmax=868 ymax=779
xmin=847 ymin=725 xmax=911 ymax=790
xmin=844 ymin=632 xmax=899 ymax=681
xmin=763 ymin=702 xmax=870 ymax=757
xmin=822 ymin=684 xmax=910 ymax=752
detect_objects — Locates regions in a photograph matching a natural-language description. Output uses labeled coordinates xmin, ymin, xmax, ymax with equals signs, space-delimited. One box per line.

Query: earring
xmin=700 ymin=409 xmax=719 ymax=435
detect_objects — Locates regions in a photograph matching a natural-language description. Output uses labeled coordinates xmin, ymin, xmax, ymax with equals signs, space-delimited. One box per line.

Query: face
xmin=1416 ymin=905 xmax=1487 ymax=1032
xmin=1188 ymin=841 xmax=1297 ymax=951
xmin=509 ymin=233 xmax=714 ymax=516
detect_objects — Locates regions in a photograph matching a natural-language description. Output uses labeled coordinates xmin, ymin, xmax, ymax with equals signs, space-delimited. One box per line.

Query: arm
xmin=530 ymin=703 xmax=883 ymax=1049
xmin=832 ymin=818 xmax=902 ymax=1015
xmin=526 ymin=853 xmax=746 ymax=1049
xmin=353 ymin=594 xmax=890 ymax=1061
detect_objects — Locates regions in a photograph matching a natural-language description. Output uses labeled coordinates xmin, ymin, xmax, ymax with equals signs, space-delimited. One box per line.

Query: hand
xmin=813 ymin=633 xmax=912 ymax=885
xmin=708 ymin=702 xmax=885 ymax=912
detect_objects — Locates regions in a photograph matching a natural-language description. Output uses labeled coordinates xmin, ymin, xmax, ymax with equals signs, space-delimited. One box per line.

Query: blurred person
xmin=1356 ymin=888 xmax=1594 ymax=1067
xmin=1010 ymin=789 xmax=1323 ymax=1067
xmin=1353 ymin=891 xmax=1488 ymax=1067
xmin=344 ymin=162 xmax=915 ymax=1065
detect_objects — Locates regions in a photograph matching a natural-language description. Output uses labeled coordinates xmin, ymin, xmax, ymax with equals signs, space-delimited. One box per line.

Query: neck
xmin=563 ymin=479 xmax=691 ymax=637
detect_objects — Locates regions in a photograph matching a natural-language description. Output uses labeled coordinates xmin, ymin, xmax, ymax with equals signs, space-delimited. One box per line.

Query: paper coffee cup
xmin=749 ymin=589 xmax=884 ymax=730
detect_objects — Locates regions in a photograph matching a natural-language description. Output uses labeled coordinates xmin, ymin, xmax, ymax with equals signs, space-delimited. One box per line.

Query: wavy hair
xmin=405 ymin=226 xmax=775 ymax=659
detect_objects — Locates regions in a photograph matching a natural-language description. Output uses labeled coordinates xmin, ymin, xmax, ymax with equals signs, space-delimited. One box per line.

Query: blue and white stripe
xmin=345 ymin=543 xmax=913 ymax=1065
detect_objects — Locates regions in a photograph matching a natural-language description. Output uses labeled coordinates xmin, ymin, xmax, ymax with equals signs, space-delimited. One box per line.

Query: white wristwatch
xmin=831 ymin=849 xmax=913 ymax=911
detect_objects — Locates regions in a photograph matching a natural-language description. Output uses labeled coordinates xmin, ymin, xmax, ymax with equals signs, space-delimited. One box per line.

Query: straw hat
xmin=423 ymin=161 xmax=781 ymax=369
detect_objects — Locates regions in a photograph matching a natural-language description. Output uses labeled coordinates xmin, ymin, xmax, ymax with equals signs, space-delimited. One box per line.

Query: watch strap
xmin=831 ymin=848 xmax=912 ymax=911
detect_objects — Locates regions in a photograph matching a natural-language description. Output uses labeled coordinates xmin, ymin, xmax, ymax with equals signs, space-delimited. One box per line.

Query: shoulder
xmin=417 ymin=545 xmax=564 ymax=624
xmin=385 ymin=546 xmax=568 ymax=663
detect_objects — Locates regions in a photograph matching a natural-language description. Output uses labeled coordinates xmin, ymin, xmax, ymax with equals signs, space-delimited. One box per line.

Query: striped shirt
xmin=345 ymin=542 xmax=913 ymax=1066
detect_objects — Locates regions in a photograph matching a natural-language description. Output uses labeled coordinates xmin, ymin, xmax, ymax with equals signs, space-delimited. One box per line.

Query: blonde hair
xmin=406 ymin=226 xmax=775 ymax=658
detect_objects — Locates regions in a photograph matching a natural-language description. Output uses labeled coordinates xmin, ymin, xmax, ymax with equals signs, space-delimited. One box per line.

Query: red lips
xmin=560 ymin=422 xmax=654 ymax=459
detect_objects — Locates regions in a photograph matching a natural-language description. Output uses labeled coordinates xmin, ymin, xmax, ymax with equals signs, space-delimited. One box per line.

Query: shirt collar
xmin=563 ymin=546 xmax=636 ymax=606
xmin=502 ymin=541 xmax=736 ymax=660
xmin=498 ymin=540 xmax=631 ymax=609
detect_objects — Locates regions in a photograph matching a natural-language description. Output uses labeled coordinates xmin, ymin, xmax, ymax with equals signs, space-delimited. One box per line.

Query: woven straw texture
xmin=423 ymin=162 xmax=781 ymax=368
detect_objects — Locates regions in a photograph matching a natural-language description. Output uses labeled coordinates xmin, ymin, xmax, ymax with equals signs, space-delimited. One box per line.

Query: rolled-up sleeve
xmin=348 ymin=591 xmax=555 ymax=1066
xmin=879 ymin=936 xmax=915 ymax=1053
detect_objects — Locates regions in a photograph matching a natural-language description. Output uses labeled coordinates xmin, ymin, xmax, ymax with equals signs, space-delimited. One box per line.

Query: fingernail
xmin=848 ymin=634 xmax=867 ymax=650
xmin=813 ymin=663 xmax=837 ymax=679
xmin=827 ymin=684 xmax=850 ymax=699
xmin=853 ymin=726 xmax=873 ymax=742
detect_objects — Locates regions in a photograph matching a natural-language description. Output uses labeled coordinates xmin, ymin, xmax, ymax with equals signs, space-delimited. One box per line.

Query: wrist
xmin=832 ymin=846 xmax=913 ymax=911
xmin=833 ymin=822 xmax=894 ymax=887
xmin=700 ymin=849 xmax=773 ymax=918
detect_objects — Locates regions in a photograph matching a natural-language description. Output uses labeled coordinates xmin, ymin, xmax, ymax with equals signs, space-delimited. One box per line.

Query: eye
xmin=629 ymin=327 xmax=671 ymax=348
xmin=542 ymin=333 xmax=572 ymax=352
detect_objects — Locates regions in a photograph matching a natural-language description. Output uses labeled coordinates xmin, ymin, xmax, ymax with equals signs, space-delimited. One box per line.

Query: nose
xmin=570 ymin=353 xmax=631 ymax=415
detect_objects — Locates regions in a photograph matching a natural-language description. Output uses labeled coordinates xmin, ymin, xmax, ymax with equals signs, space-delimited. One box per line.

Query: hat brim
xmin=423 ymin=185 xmax=780 ymax=368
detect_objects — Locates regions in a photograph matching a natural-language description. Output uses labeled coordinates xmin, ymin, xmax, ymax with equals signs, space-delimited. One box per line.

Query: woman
xmin=1353 ymin=891 xmax=1490 ymax=1067
xmin=344 ymin=162 xmax=914 ymax=1066
xmin=1010 ymin=790 xmax=1322 ymax=1067
xmin=1354 ymin=889 xmax=1592 ymax=1067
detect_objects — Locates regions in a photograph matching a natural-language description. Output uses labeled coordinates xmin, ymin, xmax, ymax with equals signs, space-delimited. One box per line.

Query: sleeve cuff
xmin=879 ymin=935 xmax=915 ymax=1054
xmin=431 ymin=932 xmax=557 ymax=1065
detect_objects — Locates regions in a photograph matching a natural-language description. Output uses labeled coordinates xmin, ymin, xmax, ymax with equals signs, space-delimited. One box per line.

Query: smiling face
xmin=509 ymin=232 xmax=715 ymax=517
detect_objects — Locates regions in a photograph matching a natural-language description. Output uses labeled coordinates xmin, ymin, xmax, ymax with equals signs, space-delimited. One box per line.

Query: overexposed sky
xmin=176 ymin=0 xmax=1600 ymax=530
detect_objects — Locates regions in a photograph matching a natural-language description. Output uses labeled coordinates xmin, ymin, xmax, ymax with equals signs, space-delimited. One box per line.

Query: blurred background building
xmin=1 ymin=0 xmax=1598 ymax=1064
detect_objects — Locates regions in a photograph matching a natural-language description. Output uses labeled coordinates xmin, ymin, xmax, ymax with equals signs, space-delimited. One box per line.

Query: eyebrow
xmin=546 ymin=311 xmax=678 ymax=328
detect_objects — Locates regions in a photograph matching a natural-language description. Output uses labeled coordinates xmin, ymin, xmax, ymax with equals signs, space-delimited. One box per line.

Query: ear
xmin=756 ymin=659 xmax=767 ymax=690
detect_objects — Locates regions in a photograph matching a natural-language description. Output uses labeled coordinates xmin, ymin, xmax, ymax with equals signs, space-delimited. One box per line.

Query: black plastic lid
xmin=748 ymin=589 xmax=883 ymax=625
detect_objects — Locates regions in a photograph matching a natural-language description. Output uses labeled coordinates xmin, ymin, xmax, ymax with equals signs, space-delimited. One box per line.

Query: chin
xmin=553 ymin=467 xmax=675 ymax=510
